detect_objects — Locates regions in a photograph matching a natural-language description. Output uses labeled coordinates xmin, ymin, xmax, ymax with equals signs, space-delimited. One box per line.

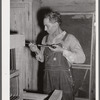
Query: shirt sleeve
xmin=62 ymin=34 xmax=86 ymax=64
xmin=41 ymin=36 xmax=46 ymax=54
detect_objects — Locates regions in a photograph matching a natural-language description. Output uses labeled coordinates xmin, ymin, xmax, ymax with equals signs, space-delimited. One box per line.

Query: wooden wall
xmin=40 ymin=0 xmax=95 ymax=12
xmin=10 ymin=0 xmax=41 ymax=91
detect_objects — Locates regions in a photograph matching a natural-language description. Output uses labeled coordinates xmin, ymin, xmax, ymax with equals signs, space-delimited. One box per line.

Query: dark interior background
xmin=61 ymin=14 xmax=92 ymax=64
xmin=60 ymin=14 xmax=93 ymax=98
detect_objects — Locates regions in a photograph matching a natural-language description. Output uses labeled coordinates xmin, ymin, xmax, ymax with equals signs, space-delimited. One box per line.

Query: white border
xmin=2 ymin=0 xmax=98 ymax=100
xmin=2 ymin=0 xmax=10 ymax=100
xmin=96 ymin=0 xmax=99 ymax=100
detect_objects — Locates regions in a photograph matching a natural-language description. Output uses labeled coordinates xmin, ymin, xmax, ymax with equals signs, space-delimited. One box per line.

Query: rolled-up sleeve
xmin=62 ymin=34 xmax=86 ymax=64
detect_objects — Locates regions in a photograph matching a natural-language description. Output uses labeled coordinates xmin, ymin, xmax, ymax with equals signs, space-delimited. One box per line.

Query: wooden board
xmin=10 ymin=34 xmax=25 ymax=49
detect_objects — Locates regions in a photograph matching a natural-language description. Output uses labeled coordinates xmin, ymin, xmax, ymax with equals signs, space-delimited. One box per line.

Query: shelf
xmin=23 ymin=91 xmax=48 ymax=100
xmin=10 ymin=34 xmax=25 ymax=49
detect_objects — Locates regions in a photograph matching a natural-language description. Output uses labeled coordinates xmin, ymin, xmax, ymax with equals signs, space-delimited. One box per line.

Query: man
xmin=29 ymin=10 xmax=86 ymax=100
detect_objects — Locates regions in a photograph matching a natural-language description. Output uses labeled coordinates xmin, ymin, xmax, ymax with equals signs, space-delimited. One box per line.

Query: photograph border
xmin=2 ymin=0 xmax=99 ymax=100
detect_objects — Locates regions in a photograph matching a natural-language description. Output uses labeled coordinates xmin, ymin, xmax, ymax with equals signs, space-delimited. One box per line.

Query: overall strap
xmin=62 ymin=32 xmax=68 ymax=42
xmin=45 ymin=35 xmax=49 ymax=43
xmin=45 ymin=32 xmax=68 ymax=44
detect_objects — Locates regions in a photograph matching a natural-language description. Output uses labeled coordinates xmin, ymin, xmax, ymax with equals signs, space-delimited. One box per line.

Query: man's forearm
xmin=63 ymin=49 xmax=86 ymax=64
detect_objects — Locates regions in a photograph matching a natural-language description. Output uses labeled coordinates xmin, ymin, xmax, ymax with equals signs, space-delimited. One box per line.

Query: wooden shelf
xmin=10 ymin=34 xmax=25 ymax=49
xmin=23 ymin=91 xmax=48 ymax=100
xmin=23 ymin=90 xmax=62 ymax=100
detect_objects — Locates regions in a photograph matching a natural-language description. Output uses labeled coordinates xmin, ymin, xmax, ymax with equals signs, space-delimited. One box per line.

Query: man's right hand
xmin=29 ymin=43 xmax=38 ymax=53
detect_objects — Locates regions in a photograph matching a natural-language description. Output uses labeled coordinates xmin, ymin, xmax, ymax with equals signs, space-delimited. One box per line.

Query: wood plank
xmin=75 ymin=97 xmax=89 ymax=100
xmin=23 ymin=91 xmax=48 ymax=100
xmin=15 ymin=47 xmax=25 ymax=100
xmin=23 ymin=90 xmax=62 ymax=100
xmin=48 ymin=90 xmax=62 ymax=100
xmin=10 ymin=34 xmax=25 ymax=49
xmin=89 ymin=14 xmax=95 ymax=100
xmin=72 ymin=64 xmax=90 ymax=69
xmin=10 ymin=70 xmax=19 ymax=78
xmin=41 ymin=0 xmax=95 ymax=5
xmin=41 ymin=3 xmax=95 ymax=12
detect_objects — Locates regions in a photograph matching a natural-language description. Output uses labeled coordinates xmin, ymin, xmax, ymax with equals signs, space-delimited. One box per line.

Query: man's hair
xmin=44 ymin=11 xmax=62 ymax=25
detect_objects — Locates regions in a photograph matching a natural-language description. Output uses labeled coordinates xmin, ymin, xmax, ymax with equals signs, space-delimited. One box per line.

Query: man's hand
xmin=29 ymin=43 xmax=38 ymax=53
xmin=49 ymin=45 xmax=63 ymax=52
xmin=36 ymin=53 xmax=44 ymax=62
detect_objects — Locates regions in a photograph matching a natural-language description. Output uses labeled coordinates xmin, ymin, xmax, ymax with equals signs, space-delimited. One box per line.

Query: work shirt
xmin=42 ymin=31 xmax=86 ymax=65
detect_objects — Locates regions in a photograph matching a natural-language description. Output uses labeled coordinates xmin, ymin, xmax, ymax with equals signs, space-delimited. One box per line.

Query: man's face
xmin=43 ymin=18 xmax=58 ymax=35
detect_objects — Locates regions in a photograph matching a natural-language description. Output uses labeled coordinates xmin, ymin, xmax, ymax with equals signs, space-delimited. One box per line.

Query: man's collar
xmin=52 ymin=31 xmax=66 ymax=44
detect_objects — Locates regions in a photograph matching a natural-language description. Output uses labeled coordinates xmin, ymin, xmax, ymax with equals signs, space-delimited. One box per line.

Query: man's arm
xmin=62 ymin=34 xmax=86 ymax=64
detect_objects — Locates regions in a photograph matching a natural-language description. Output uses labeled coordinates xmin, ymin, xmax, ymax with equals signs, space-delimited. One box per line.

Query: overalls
xmin=43 ymin=33 xmax=74 ymax=100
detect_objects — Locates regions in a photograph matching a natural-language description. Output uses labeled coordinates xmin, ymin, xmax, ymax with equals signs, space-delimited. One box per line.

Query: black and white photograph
xmin=2 ymin=0 xmax=98 ymax=100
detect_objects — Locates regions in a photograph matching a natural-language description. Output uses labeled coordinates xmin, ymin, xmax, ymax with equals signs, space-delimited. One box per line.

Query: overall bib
xmin=43 ymin=33 xmax=74 ymax=100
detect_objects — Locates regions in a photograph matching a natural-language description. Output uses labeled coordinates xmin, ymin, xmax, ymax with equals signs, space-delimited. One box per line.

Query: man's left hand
xmin=49 ymin=45 xmax=63 ymax=52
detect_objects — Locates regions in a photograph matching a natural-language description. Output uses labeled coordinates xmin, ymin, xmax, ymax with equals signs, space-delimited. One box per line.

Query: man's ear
xmin=54 ymin=22 xmax=59 ymax=26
